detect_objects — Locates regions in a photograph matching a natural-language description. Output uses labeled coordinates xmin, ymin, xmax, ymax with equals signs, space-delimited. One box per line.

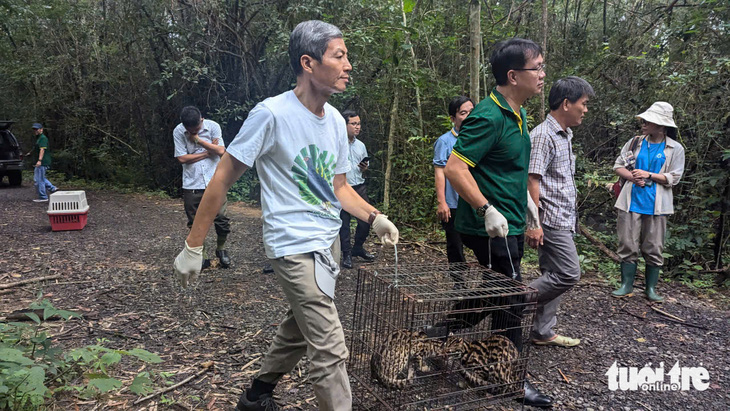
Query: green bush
xmin=0 ymin=297 xmax=162 ymax=409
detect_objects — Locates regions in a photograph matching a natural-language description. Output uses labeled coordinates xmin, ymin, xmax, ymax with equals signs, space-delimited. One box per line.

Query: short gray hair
xmin=289 ymin=20 xmax=343 ymax=76
xmin=548 ymin=76 xmax=595 ymax=111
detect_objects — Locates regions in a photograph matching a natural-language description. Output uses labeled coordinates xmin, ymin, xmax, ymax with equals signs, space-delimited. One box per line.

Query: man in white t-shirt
xmin=173 ymin=20 xmax=399 ymax=411
xmin=339 ymin=110 xmax=375 ymax=269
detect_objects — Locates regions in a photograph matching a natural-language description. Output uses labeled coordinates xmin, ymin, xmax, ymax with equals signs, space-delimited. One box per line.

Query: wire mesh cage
xmin=349 ymin=262 xmax=538 ymax=410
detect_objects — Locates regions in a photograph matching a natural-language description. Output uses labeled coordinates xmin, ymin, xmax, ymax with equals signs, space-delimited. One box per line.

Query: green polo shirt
xmin=451 ymin=88 xmax=531 ymax=236
xmin=33 ymin=134 xmax=52 ymax=167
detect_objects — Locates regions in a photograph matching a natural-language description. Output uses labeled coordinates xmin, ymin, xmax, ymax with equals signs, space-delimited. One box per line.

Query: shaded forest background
xmin=1 ymin=0 xmax=728 ymax=283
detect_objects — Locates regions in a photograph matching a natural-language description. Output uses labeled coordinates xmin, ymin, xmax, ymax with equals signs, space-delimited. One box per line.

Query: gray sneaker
xmin=235 ymin=392 xmax=280 ymax=411
xmin=33 ymin=198 xmax=49 ymax=203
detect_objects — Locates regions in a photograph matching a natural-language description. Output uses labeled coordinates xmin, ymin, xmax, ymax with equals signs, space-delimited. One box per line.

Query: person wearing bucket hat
xmin=611 ymin=102 xmax=685 ymax=302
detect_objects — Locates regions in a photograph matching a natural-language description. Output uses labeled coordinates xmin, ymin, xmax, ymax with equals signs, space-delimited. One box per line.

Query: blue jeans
xmin=34 ymin=165 xmax=56 ymax=199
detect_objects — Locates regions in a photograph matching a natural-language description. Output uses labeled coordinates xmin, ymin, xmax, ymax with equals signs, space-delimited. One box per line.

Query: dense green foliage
xmin=0 ymin=298 xmax=162 ymax=409
xmin=1 ymin=0 xmax=728 ymax=279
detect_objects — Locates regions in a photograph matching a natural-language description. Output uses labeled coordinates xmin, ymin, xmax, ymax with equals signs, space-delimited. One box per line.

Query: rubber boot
xmin=612 ymin=262 xmax=637 ymax=297
xmin=644 ymin=265 xmax=664 ymax=302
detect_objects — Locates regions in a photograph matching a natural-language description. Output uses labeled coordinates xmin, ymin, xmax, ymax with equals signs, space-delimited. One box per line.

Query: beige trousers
xmin=256 ymin=239 xmax=351 ymax=411
xmin=616 ymin=210 xmax=667 ymax=266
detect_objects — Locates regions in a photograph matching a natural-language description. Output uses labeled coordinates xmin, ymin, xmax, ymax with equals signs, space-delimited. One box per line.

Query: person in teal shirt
xmin=28 ymin=123 xmax=57 ymax=202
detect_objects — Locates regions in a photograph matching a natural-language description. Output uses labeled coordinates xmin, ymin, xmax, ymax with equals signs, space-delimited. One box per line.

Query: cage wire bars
xmin=349 ymin=261 xmax=538 ymax=410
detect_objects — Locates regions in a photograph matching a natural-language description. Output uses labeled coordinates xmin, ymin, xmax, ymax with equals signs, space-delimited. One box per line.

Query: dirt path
xmin=1 ymin=183 xmax=729 ymax=410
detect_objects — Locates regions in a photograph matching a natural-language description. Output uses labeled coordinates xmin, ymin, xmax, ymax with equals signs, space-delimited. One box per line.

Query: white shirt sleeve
xmin=209 ymin=121 xmax=224 ymax=147
xmin=226 ymin=104 xmax=275 ymax=168
xmin=173 ymin=125 xmax=188 ymax=158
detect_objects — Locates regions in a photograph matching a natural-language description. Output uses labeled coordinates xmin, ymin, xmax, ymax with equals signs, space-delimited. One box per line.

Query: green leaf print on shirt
xmin=292 ymin=144 xmax=338 ymax=209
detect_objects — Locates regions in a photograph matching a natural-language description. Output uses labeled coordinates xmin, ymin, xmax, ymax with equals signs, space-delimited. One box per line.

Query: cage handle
xmin=373 ymin=242 xmax=399 ymax=288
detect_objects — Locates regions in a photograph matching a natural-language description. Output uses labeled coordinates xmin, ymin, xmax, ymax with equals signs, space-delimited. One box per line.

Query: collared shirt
xmin=433 ymin=128 xmax=459 ymax=209
xmin=614 ymin=135 xmax=685 ymax=215
xmin=528 ymin=113 xmax=577 ymax=231
xmin=173 ymin=119 xmax=224 ymax=189
xmin=452 ymin=88 xmax=531 ymax=236
xmin=346 ymin=138 xmax=367 ymax=186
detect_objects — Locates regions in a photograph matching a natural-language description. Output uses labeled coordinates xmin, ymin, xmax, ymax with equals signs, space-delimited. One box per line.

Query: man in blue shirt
xmin=433 ymin=96 xmax=473 ymax=270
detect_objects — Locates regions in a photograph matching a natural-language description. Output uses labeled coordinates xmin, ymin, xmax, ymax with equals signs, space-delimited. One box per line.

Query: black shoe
xmin=352 ymin=247 xmax=375 ymax=262
xmin=235 ymin=391 xmax=280 ymax=411
xmin=201 ymin=259 xmax=211 ymax=271
xmin=521 ymin=379 xmax=553 ymax=408
xmin=341 ymin=251 xmax=352 ymax=269
xmin=263 ymin=263 xmax=274 ymax=274
xmin=215 ymin=250 xmax=231 ymax=268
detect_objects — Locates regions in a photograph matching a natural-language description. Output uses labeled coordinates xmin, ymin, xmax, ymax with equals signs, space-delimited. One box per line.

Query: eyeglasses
xmin=348 ymin=122 xmax=361 ymax=126
xmin=513 ymin=63 xmax=546 ymax=73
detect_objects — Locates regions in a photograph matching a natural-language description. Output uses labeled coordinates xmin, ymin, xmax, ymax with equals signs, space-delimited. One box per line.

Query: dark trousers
xmin=339 ymin=183 xmax=370 ymax=253
xmin=441 ymin=209 xmax=466 ymax=264
xmin=447 ymin=233 xmax=526 ymax=351
xmin=183 ymin=189 xmax=231 ymax=238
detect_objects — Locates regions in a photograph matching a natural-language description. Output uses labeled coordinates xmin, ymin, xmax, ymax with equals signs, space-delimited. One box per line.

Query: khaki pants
xmin=616 ymin=210 xmax=667 ymax=266
xmin=256 ymin=240 xmax=351 ymax=411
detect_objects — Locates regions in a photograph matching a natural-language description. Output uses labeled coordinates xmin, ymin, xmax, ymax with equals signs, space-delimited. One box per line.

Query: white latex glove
xmin=484 ymin=206 xmax=509 ymax=238
xmin=371 ymin=214 xmax=399 ymax=246
xmin=526 ymin=191 xmax=541 ymax=230
xmin=173 ymin=241 xmax=203 ymax=288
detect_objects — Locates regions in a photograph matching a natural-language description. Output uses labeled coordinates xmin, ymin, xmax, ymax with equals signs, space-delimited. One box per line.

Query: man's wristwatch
xmin=368 ymin=210 xmax=382 ymax=225
xmin=476 ymin=203 xmax=491 ymax=218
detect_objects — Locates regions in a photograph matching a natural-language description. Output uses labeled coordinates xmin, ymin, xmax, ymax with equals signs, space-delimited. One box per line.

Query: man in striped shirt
xmin=526 ymin=77 xmax=594 ymax=348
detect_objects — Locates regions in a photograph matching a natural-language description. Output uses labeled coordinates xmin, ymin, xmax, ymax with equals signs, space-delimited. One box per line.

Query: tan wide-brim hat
xmin=637 ymin=101 xmax=677 ymax=129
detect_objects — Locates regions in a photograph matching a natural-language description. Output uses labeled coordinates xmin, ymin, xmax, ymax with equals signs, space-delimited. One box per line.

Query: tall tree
xmin=469 ymin=0 xmax=481 ymax=101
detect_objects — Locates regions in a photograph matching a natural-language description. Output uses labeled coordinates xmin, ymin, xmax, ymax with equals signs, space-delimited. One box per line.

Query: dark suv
xmin=0 ymin=121 xmax=24 ymax=186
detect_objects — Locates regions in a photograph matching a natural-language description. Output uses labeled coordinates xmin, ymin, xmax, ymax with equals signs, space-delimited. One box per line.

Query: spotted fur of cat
xmin=459 ymin=334 xmax=519 ymax=394
xmin=371 ymin=330 xmax=519 ymax=392
xmin=370 ymin=329 xmax=447 ymax=389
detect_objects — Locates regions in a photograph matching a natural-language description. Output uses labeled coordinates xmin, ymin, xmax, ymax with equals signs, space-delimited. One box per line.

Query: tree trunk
xmin=563 ymin=0 xmax=570 ymax=57
xmin=481 ymin=36 xmax=487 ymax=98
xmin=602 ymin=0 xmax=607 ymax=42
xmin=541 ymin=0 xmax=548 ymax=121
xmin=401 ymin=0 xmax=424 ymax=136
xmin=383 ymin=87 xmax=399 ymax=211
xmin=469 ymin=0 xmax=481 ymax=102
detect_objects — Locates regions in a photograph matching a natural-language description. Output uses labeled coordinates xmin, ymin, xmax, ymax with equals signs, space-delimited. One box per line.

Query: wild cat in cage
xmin=371 ymin=329 xmax=519 ymax=394
xmin=454 ymin=334 xmax=520 ymax=395
xmin=370 ymin=329 xmax=461 ymax=389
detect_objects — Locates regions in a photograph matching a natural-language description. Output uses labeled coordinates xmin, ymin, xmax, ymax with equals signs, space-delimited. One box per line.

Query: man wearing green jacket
xmin=444 ymin=38 xmax=552 ymax=408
